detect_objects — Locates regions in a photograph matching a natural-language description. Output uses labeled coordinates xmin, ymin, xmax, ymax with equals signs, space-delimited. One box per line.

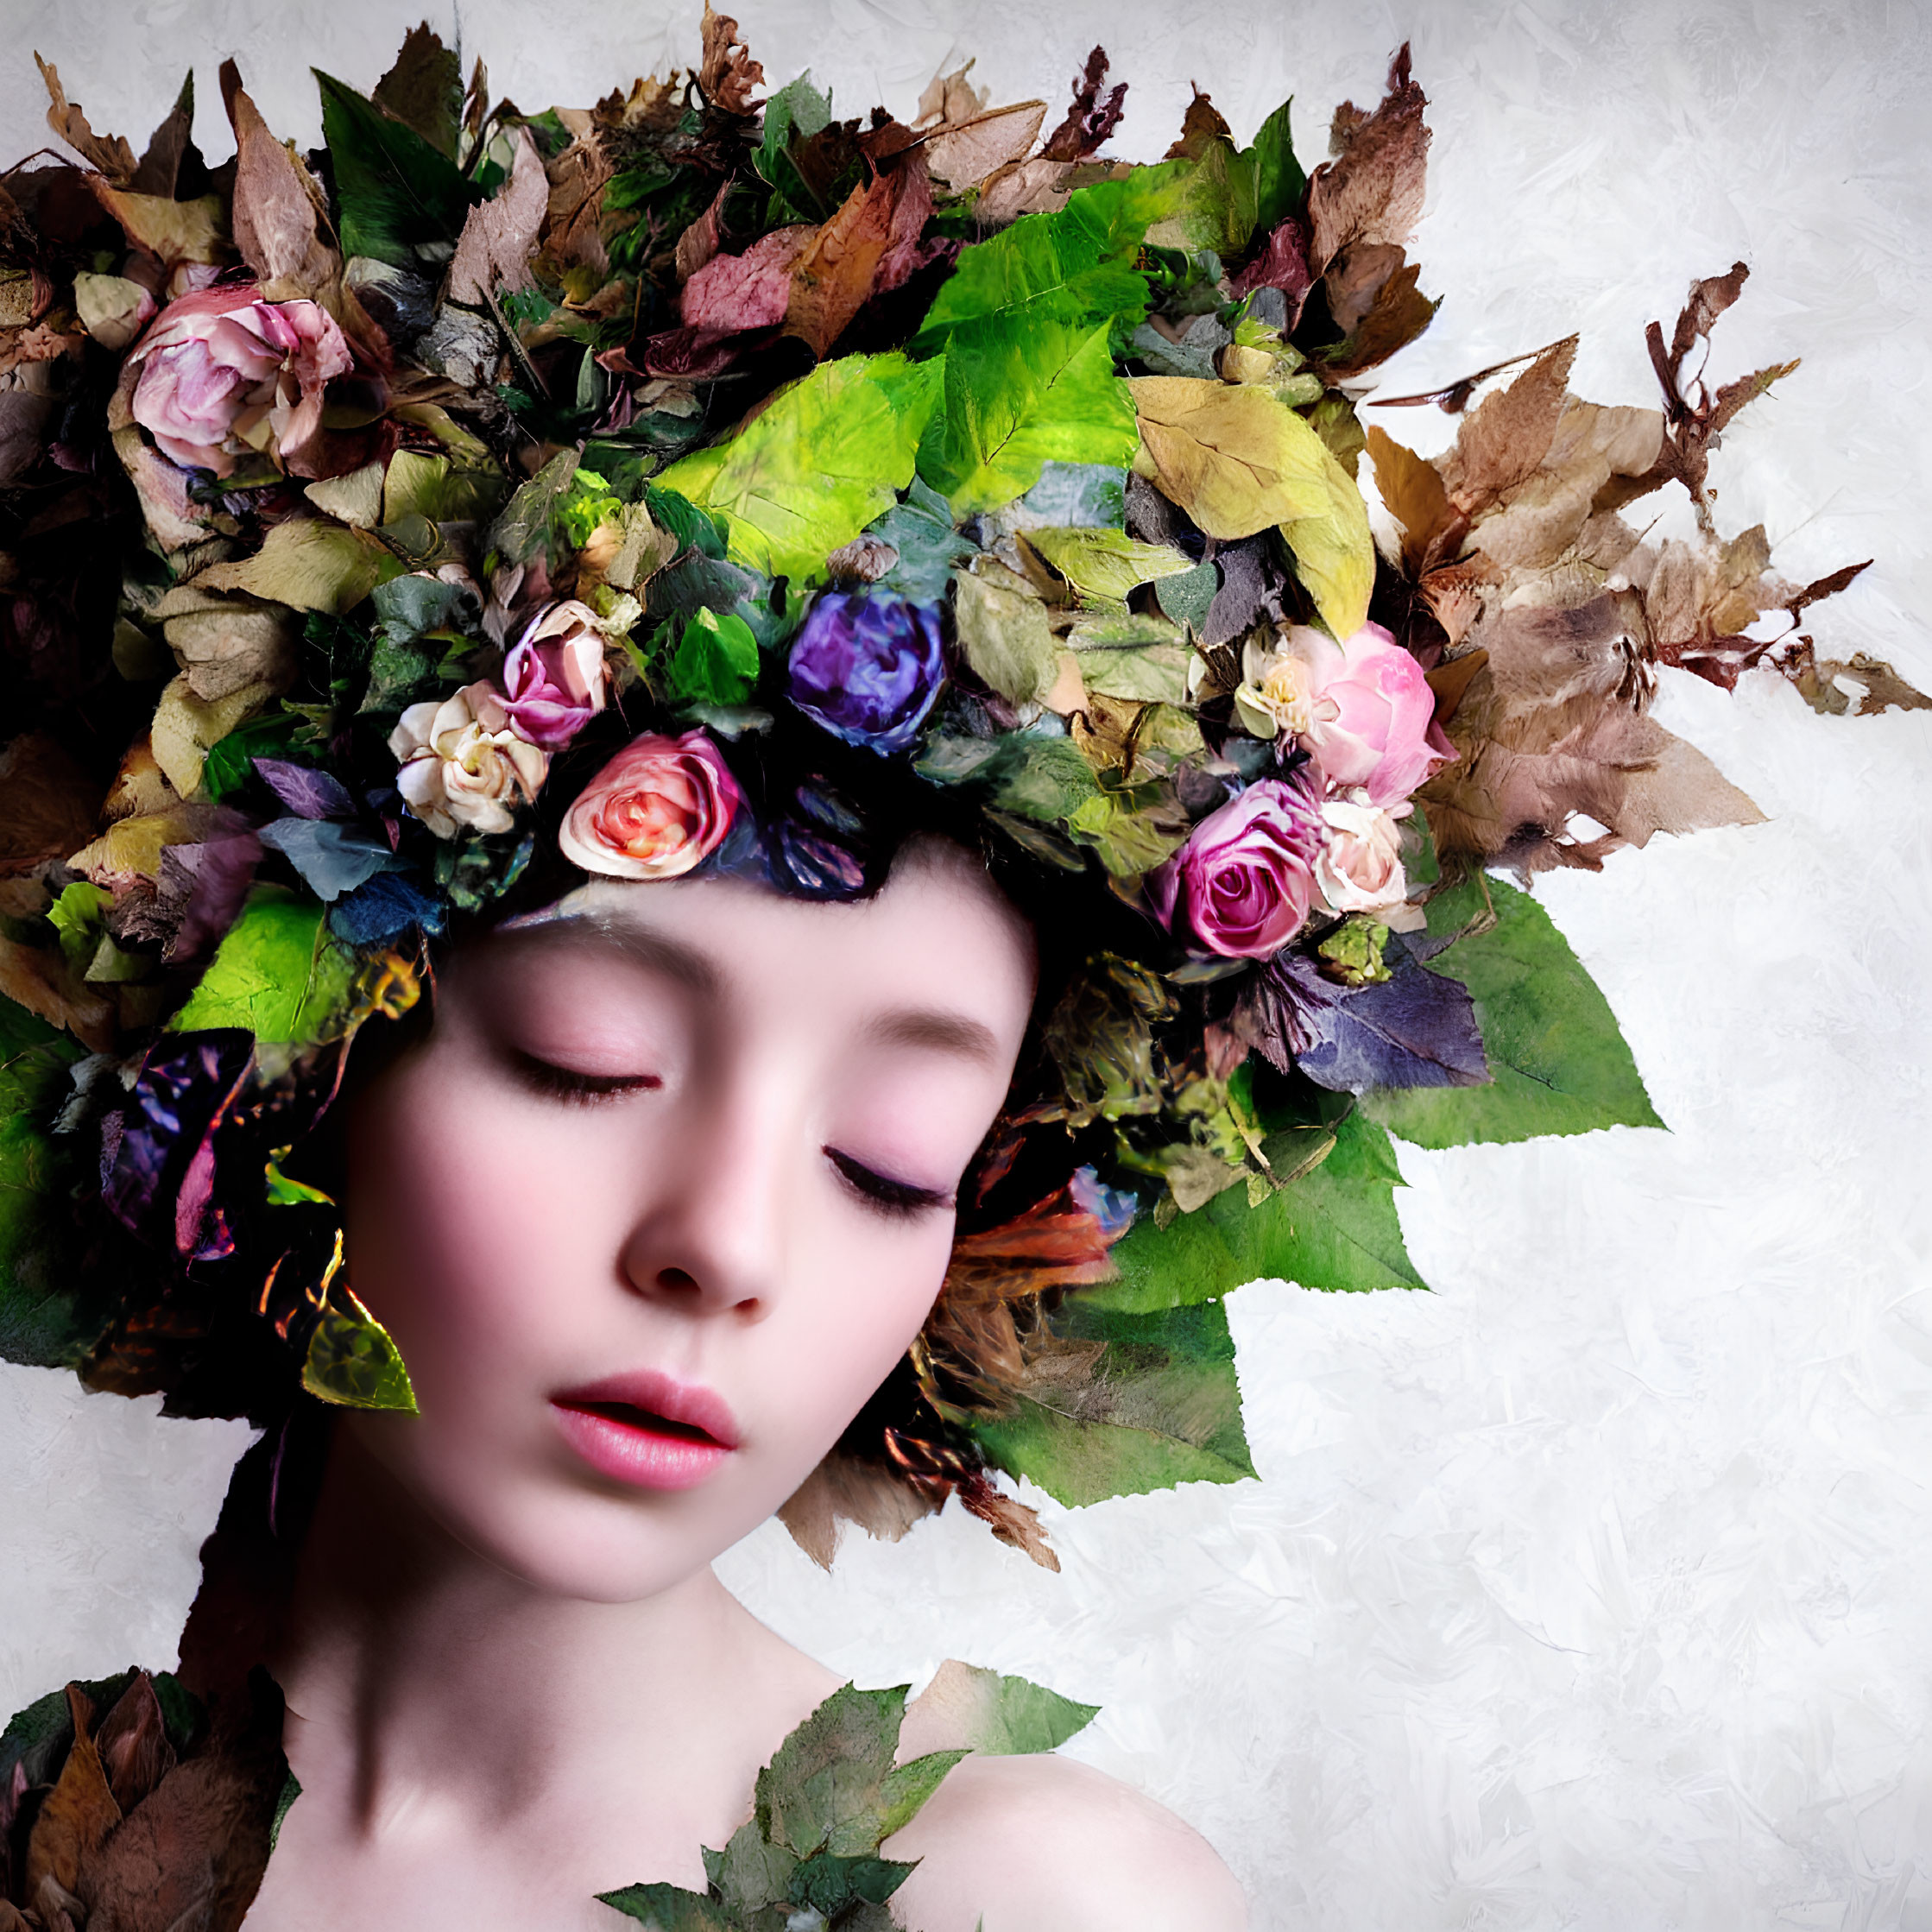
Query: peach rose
xmin=388 ymin=683 xmax=548 ymax=838
xmin=557 ymin=730 xmax=741 ymax=881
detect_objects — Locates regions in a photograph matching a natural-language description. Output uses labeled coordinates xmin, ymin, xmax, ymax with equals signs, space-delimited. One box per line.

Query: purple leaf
xmin=1272 ymin=950 xmax=1490 ymax=1093
xmin=252 ymin=757 xmax=356 ymax=820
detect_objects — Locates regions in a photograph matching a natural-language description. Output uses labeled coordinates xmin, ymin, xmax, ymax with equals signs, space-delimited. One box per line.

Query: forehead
xmin=483 ymin=859 xmax=1038 ymax=1044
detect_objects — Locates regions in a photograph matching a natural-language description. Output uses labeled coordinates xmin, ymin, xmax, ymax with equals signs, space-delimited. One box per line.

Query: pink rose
xmin=558 ymin=730 xmax=741 ymax=881
xmin=1155 ymin=774 xmax=1323 ymax=960
xmin=1245 ymin=622 xmax=1455 ymax=807
xmin=388 ymin=683 xmax=549 ymax=838
xmin=499 ymin=601 xmax=610 ymax=749
xmin=127 ymin=284 xmax=352 ymax=477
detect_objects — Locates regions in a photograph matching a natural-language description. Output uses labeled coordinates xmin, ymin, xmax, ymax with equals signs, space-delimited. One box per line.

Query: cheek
xmin=342 ymin=1052 xmax=609 ymax=1394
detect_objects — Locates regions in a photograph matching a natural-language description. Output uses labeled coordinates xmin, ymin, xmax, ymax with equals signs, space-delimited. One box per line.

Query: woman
xmin=3 ymin=7 xmax=1916 ymax=1924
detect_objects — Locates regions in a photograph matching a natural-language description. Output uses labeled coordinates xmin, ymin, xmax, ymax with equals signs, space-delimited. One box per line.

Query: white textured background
xmin=3 ymin=2 xmax=1930 ymax=1924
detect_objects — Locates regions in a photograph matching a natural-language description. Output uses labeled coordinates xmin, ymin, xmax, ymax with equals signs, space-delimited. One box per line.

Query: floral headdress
xmin=0 ymin=17 xmax=1920 ymax=1573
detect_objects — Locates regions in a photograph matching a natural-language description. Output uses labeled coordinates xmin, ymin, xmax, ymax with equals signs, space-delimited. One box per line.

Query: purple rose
xmin=1155 ymin=773 xmax=1323 ymax=960
xmin=786 ymin=590 xmax=944 ymax=754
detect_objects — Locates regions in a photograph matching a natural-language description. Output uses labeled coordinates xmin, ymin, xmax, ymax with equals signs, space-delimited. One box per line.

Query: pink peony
xmin=1242 ymin=622 xmax=1455 ymax=808
xmin=127 ymin=284 xmax=353 ymax=477
xmin=558 ymin=730 xmax=741 ymax=882
xmin=388 ymin=683 xmax=549 ymax=839
xmin=1155 ymin=773 xmax=1323 ymax=960
xmin=498 ymin=602 xmax=610 ymax=749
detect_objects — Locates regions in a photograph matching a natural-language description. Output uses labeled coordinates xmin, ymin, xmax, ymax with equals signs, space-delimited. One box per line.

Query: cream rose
xmin=388 ymin=683 xmax=548 ymax=838
xmin=1315 ymin=795 xmax=1422 ymax=927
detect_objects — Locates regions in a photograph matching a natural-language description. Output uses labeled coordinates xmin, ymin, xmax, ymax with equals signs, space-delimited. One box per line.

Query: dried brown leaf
xmin=785 ymin=155 xmax=935 ymax=357
xmin=1306 ymin=44 xmax=1429 ymax=274
xmin=957 ymin=1472 xmax=1059 ymax=1571
xmin=89 ymin=181 xmax=230 ymax=268
xmin=1437 ymin=335 xmax=1578 ymax=517
xmin=95 ymin=1672 xmax=176 ymax=1815
xmin=698 ymin=2 xmax=764 ymax=115
xmin=445 ymin=126 xmax=547 ymax=306
xmin=372 ymin=23 xmax=462 ymax=158
xmin=975 ymin=155 xmax=1078 ymax=224
xmin=1165 ymin=86 xmax=1233 ymax=161
xmin=777 ymin=1452 xmax=942 ymax=1569
xmin=25 ymin=1687 xmax=123 ymax=1903
xmin=36 ymin=56 xmax=137 ymax=182
xmin=1367 ymin=424 xmax=1455 ymax=576
xmin=924 ymin=101 xmax=1047 ymax=195
xmin=1040 ymin=47 xmax=1127 ymax=162
xmin=219 ymin=61 xmax=338 ymax=298
xmin=1323 ymin=254 xmax=1437 ymax=375
xmin=0 ymin=731 xmax=103 ymax=879
xmin=1796 ymin=649 xmax=1932 ymax=718
xmin=77 ymin=1730 xmax=284 ymax=1932
xmin=916 ymin=60 xmax=991 ymax=129
xmin=129 ymin=73 xmax=197 ymax=199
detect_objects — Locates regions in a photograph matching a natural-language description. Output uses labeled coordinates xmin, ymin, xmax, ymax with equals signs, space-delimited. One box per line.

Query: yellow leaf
xmin=1126 ymin=377 xmax=1330 ymax=539
xmin=1279 ymin=434 xmax=1374 ymax=641
xmin=150 ymin=674 xmax=274 ymax=798
xmin=194 ymin=515 xmax=396 ymax=614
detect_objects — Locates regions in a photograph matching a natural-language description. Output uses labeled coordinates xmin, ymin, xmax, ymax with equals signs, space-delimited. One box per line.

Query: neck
xmin=267 ymin=1423 xmax=830 ymax=1846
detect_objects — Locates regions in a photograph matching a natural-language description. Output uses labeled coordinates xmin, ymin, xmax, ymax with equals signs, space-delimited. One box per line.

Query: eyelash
xmin=512 ymin=1056 xmax=945 ymax=1216
xmin=514 ymin=1052 xmax=661 ymax=1107
xmin=824 ymin=1148 xmax=951 ymax=1220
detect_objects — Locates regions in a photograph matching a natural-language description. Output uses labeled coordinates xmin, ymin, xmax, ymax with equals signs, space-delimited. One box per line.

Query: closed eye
xmin=513 ymin=1051 xmax=662 ymax=1107
xmin=824 ymin=1147 xmax=951 ymax=1217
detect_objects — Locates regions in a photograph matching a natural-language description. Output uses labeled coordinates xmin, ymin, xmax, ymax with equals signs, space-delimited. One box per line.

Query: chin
xmin=350 ymin=1414 xmax=803 ymax=1603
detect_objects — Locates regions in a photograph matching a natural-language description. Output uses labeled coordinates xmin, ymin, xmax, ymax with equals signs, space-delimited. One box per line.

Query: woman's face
xmin=339 ymin=846 xmax=1036 ymax=1601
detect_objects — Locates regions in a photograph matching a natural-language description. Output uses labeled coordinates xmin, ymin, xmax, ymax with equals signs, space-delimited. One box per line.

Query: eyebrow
xmin=864 ymin=1007 xmax=1002 ymax=1065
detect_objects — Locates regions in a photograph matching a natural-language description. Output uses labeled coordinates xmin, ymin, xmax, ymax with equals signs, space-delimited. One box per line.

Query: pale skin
xmin=242 ymin=847 xmax=1247 ymax=1932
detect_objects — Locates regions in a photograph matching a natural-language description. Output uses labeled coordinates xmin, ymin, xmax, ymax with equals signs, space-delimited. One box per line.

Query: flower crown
xmin=1 ymin=18 xmax=1920 ymax=1569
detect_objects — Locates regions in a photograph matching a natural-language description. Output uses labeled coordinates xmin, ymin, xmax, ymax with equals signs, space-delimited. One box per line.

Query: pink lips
xmin=550 ymin=1368 xmax=738 ymax=1492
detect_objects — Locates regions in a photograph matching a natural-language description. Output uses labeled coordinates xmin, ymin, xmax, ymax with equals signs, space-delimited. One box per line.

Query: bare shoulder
xmin=882 ymin=1749 xmax=1247 ymax=1932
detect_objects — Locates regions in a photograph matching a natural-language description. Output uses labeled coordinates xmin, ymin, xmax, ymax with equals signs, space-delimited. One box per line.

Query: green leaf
xmin=1279 ymin=432 xmax=1375 ymax=641
xmin=912 ymin=1662 xmax=1100 ymax=1757
xmin=1154 ymin=559 xmax=1217 ymax=634
xmin=912 ymin=174 xmax=1178 ymax=516
xmin=758 ymin=73 xmax=832 ymax=183
xmin=654 ymin=354 xmax=943 ymax=581
xmin=1246 ymin=98 xmax=1305 ymax=237
xmin=703 ymin=1818 xmax=799 ymax=1918
xmin=667 ymin=608 xmax=761 ymax=708
xmin=1146 ymin=139 xmax=1257 ymax=257
xmin=860 ymin=1751 xmax=967 ymax=1853
xmin=789 ymin=1853 xmax=919 ymax=1912
xmin=869 ymin=479 xmax=975 ymax=603
xmin=950 ymin=569 xmax=1057 ymax=706
xmin=489 ymin=449 xmax=579 ymax=565
xmin=756 ymin=1684 xmax=906 ymax=1860
xmin=918 ymin=319 xmax=1138 ymax=518
xmin=594 ymin=1884 xmax=732 ymax=1931
xmin=204 ymin=710 xmax=305 ymax=803
xmin=0 ymin=994 xmax=103 ymax=1370
xmin=984 ymin=736 xmax=1101 ymax=824
xmin=1095 ymin=1109 xmax=1424 ymax=1311
xmin=1064 ymin=610 xmax=1193 ymax=705
xmin=167 ymin=887 xmax=357 ymax=1045
xmin=970 ymin=1300 xmax=1256 ymax=1506
xmin=916 ymin=172 xmax=1178 ymax=344
xmin=1062 ymin=786 xmax=1189 ymax=873
xmin=1364 ymin=875 xmax=1664 ymax=1147
xmin=314 ymin=68 xmax=480 ymax=268
xmin=302 ymin=1281 xmax=417 ymax=1411
xmin=1023 ymin=526 xmax=1195 ymax=603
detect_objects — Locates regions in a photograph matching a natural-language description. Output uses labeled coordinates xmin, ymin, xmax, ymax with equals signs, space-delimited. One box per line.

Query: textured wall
xmin=3 ymin=3 xmax=1930 ymax=1923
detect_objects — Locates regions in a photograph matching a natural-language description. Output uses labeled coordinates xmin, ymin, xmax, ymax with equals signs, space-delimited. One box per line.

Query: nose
xmin=615 ymin=1079 xmax=787 ymax=1320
